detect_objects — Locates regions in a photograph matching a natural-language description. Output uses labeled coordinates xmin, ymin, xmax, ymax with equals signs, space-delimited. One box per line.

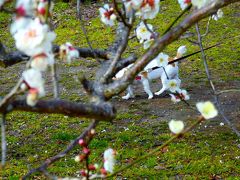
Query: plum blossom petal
xmin=31 ymin=53 xmax=54 ymax=71
xmin=156 ymin=52 xmax=169 ymax=67
xmin=22 ymin=69 xmax=45 ymax=97
xmin=103 ymin=148 xmax=116 ymax=173
xmin=166 ymin=79 xmax=180 ymax=93
xmin=170 ymin=94 xmax=181 ymax=103
xmin=191 ymin=0 xmax=213 ymax=9
xmin=196 ymin=101 xmax=218 ymax=119
xmin=99 ymin=4 xmax=116 ymax=26
xmin=169 ymin=120 xmax=184 ymax=134
xmin=13 ymin=18 xmax=56 ymax=56
xmin=136 ymin=22 xmax=153 ymax=43
xmin=136 ymin=0 xmax=160 ymax=19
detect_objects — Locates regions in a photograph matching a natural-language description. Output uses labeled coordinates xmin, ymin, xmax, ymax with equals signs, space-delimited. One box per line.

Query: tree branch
xmin=0 ymin=99 xmax=116 ymax=121
xmin=103 ymin=0 xmax=240 ymax=99
xmin=0 ymin=45 xmax=110 ymax=68
xmin=22 ymin=120 xmax=98 ymax=179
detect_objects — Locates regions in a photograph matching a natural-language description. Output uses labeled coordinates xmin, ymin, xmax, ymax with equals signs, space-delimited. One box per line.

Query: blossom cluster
xmin=60 ymin=42 xmax=80 ymax=64
xmin=99 ymin=0 xmax=160 ymax=26
xmin=10 ymin=0 xmax=56 ymax=106
xmin=99 ymin=0 xmax=221 ymax=27
xmin=75 ymin=135 xmax=116 ymax=178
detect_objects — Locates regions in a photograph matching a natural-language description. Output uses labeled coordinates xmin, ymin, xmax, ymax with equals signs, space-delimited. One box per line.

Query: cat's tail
xmin=177 ymin=45 xmax=187 ymax=58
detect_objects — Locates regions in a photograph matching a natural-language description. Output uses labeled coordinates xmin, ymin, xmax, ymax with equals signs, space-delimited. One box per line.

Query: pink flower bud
xmin=79 ymin=154 xmax=86 ymax=161
xmin=16 ymin=5 xmax=26 ymax=16
xmin=100 ymin=168 xmax=107 ymax=176
xmin=83 ymin=147 xmax=90 ymax=155
xmin=38 ymin=8 xmax=46 ymax=15
xmin=78 ymin=139 xmax=86 ymax=147
xmin=80 ymin=169 xmax=87 ymax=177
xmin=88 ymin=164 xmax=96 ymax=171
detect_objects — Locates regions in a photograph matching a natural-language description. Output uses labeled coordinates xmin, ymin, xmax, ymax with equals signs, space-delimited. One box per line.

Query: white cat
xmin=114 ymin=46 xmax=187 ymax=100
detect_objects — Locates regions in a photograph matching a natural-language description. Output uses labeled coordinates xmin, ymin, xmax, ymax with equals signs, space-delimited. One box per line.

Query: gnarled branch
xmin=1 ymin=99 xmax=116 ymax=121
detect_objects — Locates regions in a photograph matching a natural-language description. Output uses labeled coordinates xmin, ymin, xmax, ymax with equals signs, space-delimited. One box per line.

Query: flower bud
xmin=26 ymin=89 xmax=39 ymax=107
xmin=88 ymin=164 xmax=96 ymax=171
xmin=83 ymin=147 xmax=90 ymax=155
xmin=78 ymin=139 xmax=86 ymax=147
xmin=100 ymin=168 xmax=107 ymax=176
xmin=80 ymin=169 xmax=87 ymax=177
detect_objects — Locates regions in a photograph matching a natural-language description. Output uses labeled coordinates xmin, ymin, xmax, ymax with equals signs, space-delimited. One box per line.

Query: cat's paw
xmin=122 ymin=95 xmax=130 ymax=100
xmin=148 ymin=95 xmax=153 ymax=99
xmin=154 ymin=92 xmax=161 ymax=96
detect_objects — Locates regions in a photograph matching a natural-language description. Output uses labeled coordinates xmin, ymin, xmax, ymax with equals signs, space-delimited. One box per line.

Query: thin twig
xmin=77 ymin=0 xmax=101 ymax=63
xmin=1 ymin=113 xmax=7 ymax=167
xmin=0 ymin=78 xmax=23 ymax=108
xmin=107 ymin=116 xmax=205 ymax=178
xmin=113 ymin=0 xmax=130 ymax=27
xmin=162 ymin=4 xmax=192 ymax=35
xmin=201 ymin=16 xmax=211 ymax=37
xmin=23 ymin=120 xmax=98 ymax=179
xmin=50 ymin=63 xmax=59 ymax=99
xmin=216 ymin=89 xmax=240 ymax=95
xmin=195 ymin=23 xmax=240 ymax=137
xmin=101 ymin=24 xmax=131 ymax=83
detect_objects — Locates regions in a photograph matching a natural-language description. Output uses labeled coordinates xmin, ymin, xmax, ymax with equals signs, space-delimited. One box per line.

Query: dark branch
xmin=0 ymin=45 xmax=109 ymax=68
xmin=1 ymin=99 xmax=116 ymax=121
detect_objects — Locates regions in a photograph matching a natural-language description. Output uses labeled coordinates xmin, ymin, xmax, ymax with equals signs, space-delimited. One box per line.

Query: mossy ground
xmin=0 ymin=1 xmax=240 ymax=179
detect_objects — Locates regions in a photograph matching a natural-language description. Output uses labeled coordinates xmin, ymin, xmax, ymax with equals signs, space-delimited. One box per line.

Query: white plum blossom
xmin=136 ymin=22 xmax=153 ymax=43
xmin=103 ymin=148 xmax=116 ymax=173
xmin=179 ymin=89 xmax=190 ymax=100
xmin=22 ymin=69 xmax=45 ymax=97
xmin=169 ymin=89 xmax=190 ymax=103
xmin=22 ymin=69 xmax=45 ymax=106
xmin=165 ymin=79 xmax=180 ymax=93
xmin=60 ymin=42 xmax=80 ymax=63
xmin=13 ymin=18 xmax=56 ymax=56
xmin=31 ymin=53 xmax=54 ymax=71
xmin=212 ymin=9 xmax=223 ymax=21
xmin=168 ymin=120 xmax=184 ymax=134
xmin=26 ymin=88 xmax=39 ymax=106
xmin=74 ymin=155 xmax=80 ymax=162
xmin=10 ymin=17 xmax=31 ymax=35
xmin=178 ymin=0 xmax=191 ymax=10
xmin=191 ymin=0 xmax=213 ymax=9
xmin=136 ymin=0 xmax=160 ymax=19
xmin=196 ymin=101 xmax=218 ymax=119
xmin=99 ymin=4 xmax=117 ymax=26
xmin=156 ymin=52 xmax=169 ymax=67
xmin=169 ymin=94 xmax=181 ymax=103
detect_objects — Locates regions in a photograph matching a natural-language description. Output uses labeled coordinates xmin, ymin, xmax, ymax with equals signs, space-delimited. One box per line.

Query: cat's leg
xmin=142 ymin=78 xmax=153 ymax=99
xmin=122 ymin=86 xmax=134 ymax=100
xmin=155 ymin=75 xmax=168 ymax=96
